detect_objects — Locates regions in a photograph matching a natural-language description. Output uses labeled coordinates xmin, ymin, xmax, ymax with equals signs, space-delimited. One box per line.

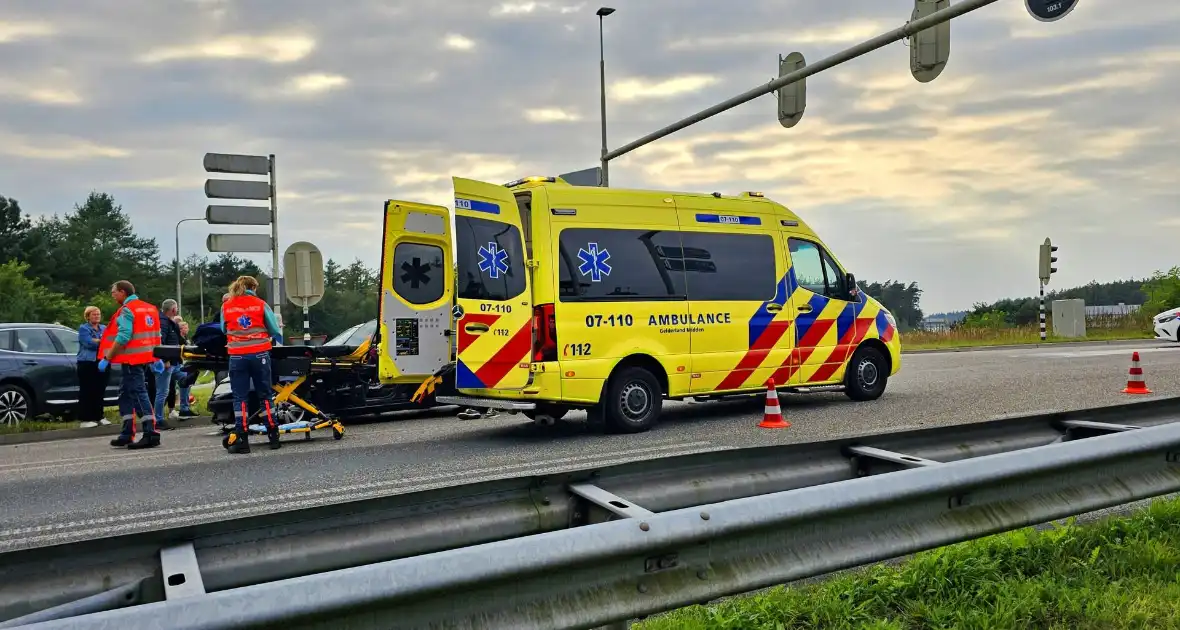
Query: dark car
xmin=0 ymin=322 xmax=123 ymax=426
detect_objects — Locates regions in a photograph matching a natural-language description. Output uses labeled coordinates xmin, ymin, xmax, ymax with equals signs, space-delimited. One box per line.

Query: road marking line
xmin=0 ymin=440 xmax=715 ymax=540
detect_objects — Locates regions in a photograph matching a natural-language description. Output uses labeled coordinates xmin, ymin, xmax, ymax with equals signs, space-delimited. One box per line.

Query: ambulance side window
xmin=557 ymin=228 xmax=686 ymax=301
xmin=787 ymin=239 xmax=826 ymax=294
xmin=821 ymin=250 xmax=851 ymax=302
xmin=678 ymin=232 xmax=776 ymax=302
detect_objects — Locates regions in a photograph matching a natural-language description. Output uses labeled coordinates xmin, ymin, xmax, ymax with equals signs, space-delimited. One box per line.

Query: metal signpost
xmin=282 ymin=241 xmax=325 ymax=344
xmin=203 ymin=152 xmax=282 ymax=315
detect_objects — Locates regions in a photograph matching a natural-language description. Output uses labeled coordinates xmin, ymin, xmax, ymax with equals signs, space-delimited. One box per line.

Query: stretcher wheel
xmin=333 ymin=425 xmax=344 ymax=440
xmin=221 ymin=434 xmax=231 ymax=449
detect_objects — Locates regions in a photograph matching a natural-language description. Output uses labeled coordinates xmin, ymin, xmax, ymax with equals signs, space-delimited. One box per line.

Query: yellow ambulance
xmin=376 ymin=175 xmax=902 ymax=433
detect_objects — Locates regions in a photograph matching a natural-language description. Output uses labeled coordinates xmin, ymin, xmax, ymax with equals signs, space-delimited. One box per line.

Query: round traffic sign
xmin=1025 ymin=0 xmax=1079 ymax=22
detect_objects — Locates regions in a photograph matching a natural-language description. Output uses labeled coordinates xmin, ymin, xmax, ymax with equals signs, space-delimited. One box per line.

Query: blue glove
xmin=97 ymin=359 xmax=109 ymax=372
xmin=151 ymin=359 xmax=165 ymax=374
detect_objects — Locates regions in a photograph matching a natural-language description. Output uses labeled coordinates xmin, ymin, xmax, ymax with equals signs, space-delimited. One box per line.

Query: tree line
xmin=0 ymin=191 xmax=378 ymax=338
xmin=0 ymin=190 xmax=931 ymax=335
xmin=957 ymin=274 xmax=1180 ymax=329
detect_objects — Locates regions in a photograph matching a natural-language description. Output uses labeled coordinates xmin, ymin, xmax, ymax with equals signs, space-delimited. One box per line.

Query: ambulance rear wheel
xmin=844 ymin=345 xmax=888 ymax=402
xmin=602 ymin=367 xmax=662 ymax=434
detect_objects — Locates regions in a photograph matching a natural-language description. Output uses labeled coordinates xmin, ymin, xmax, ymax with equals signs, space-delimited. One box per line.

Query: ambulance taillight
xmin=532 ymin=303 xmax=558 ymax=362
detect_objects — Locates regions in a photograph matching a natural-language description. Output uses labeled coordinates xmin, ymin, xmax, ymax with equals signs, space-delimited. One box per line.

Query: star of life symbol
xmin=237 ymin=314 xmax=253 ymax=329
xmin=577 ymin=242 xmax=612 ymax=282
xmin=477 ymin=241 xmax=510 ymax=279
xmin=145 ymin=315 xmax=155 ymax=327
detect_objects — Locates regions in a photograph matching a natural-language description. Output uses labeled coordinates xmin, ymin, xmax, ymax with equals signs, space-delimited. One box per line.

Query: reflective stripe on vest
xmin=98 ymin=298 xmax=162 ymax=365
xmin=224 ymin=294 xmax=273 ymax=355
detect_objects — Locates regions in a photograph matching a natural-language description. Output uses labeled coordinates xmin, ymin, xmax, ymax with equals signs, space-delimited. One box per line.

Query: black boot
xmin=264 ymin=402 xmax=281 ymax=450
xmin=226 ymin=429 xmax=251 ymax=454
xmin=127 ymin=420 xmax=160 ymax=450
xmin=110 ymin=418 xmax=135 ymax=447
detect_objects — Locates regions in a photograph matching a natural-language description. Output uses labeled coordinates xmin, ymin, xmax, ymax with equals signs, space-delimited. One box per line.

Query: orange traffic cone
xmin=1122 ymin=351 xmax=1152 ymax=395
xmin=758 ymin=379 xmax=791 ymax=429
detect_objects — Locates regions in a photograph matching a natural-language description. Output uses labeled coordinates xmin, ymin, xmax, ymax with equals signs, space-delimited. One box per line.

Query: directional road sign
xmin=207 ymin=234 xmax=273 ymax=253
xmin=204 ymin=179 xmax=271 ymax=201
xmin=206 ymin=205 xmax=272 ymax=225
xmin=203 ymin=152 xmax=270 ymax=176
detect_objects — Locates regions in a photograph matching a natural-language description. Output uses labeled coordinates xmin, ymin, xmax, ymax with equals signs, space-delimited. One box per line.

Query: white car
xmin=1154 ymin=307 xmax=1180 ymax=342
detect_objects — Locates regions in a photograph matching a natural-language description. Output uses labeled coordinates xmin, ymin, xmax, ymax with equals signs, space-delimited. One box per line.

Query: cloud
xmin=139 ymin=33 xmax=317 ymax=64
xmin=1 ymin=0 xmax=1178 ymax=313
xmin=0 ymin=20 xmax=56 ymax=43
xmin=441 ymin=33 xmax=475 ymax=51
xmin=609 ymin=74 xmax=720 ymax=102
xmin=283 ymin=73 xmax=350 ymax=96
xmin=524 ymin=107 xmax=582 ymax=123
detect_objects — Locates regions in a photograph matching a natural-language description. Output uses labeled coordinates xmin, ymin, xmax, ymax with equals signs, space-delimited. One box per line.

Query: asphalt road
xmin=2 ymin=339 xmax=1178 ymax=551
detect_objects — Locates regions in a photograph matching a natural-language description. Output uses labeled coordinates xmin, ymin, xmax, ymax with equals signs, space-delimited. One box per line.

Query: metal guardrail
xmin=3 ymin=398 xmax=1180 ymax=628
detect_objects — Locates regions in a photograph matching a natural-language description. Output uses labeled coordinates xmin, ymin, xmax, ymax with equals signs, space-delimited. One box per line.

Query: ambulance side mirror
xmin=846 ymin=273 xmax=859 ymax=299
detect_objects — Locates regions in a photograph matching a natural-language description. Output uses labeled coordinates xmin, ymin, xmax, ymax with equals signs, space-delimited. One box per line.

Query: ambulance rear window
xmin=455 ymin=215 xmax=527 ymax=301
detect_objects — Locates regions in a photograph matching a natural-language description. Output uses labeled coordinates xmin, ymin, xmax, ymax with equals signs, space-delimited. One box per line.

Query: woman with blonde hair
xmin=77 ymin=305 xmax=110 ymax=428
xmin=220 ymin=275 xmax=284 ymax=454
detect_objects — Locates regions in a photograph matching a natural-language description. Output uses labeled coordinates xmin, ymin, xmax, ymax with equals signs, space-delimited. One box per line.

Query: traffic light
xmin=909 ymin=0 xmax=951 ymax=83
xmin=776 ymin=52 xmax=807 ymax=129
xmin=1038 ymin=237 xmax=1058 ymax=284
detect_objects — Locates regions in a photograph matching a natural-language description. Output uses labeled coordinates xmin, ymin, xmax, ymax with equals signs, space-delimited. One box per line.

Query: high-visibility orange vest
xmin=98 ymin=298 xmax=162 ymax=365
xmin=224 ymin=294 xmax=273 ymax=355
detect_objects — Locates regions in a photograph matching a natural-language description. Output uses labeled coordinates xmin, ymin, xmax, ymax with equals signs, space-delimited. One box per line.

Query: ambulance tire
xmin=602 ymin=367 xmax=662 ymax=434
xmin=844 ymin=344 xmax=888 ymax=402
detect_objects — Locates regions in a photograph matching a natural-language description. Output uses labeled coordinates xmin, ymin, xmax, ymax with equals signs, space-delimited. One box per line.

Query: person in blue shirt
xmin=77 ymin=306 xmax=110 ymax=428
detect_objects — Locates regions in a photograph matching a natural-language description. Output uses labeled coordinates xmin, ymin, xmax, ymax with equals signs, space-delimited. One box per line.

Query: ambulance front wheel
xmin=844 ymin=344 xmax=888 ymax=402
xmin=602 ymin=367 xmax=662 ymax=434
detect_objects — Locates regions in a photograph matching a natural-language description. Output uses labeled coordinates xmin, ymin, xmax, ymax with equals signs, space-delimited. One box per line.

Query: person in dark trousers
xmin=98 ymin=280 xmax=165 ymax=449
xmin=77 ymin=305 xmax=110 ymax=428
xmin=222 ymin=276 xmax=284 ymax=454
xmin=151 ymin=299 xmax=182 ymax=430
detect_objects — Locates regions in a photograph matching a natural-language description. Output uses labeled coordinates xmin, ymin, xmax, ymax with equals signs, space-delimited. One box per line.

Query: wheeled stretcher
xmin=153 ymin=344 xmax=347 ymax=444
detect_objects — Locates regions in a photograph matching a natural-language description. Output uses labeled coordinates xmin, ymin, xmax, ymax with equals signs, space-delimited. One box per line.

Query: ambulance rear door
xmin=451 ymin=176 xmax=534 ymax=392
xmin=376 ymin=199 xmax=454 ymax=384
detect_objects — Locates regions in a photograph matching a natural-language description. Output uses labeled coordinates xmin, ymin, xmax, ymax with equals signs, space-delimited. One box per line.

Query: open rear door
xmin=376 ymin=199 xmax=453 ymax=384
xmin=451 ymin=176 xmax=533 ymax=392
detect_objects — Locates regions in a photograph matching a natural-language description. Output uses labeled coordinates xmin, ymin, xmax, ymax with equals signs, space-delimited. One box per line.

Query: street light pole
xmin=175 ymin=217 xmax=203 ymax=317
xmin=597 ymin=7 xmax=615 ymax=187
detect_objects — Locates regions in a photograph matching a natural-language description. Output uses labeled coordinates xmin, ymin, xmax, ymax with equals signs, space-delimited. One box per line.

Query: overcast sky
xmin=1 ymin=0 xmax=1176 ymax=312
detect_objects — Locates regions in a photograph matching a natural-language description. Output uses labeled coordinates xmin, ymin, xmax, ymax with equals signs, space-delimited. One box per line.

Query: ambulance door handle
xmin=766 ymin=304 xmax=782 ymax=313
xmin=796 ymin=305 xmax=813 ymax=314
xmin=464 ymin=323 xmax=490 ymax=334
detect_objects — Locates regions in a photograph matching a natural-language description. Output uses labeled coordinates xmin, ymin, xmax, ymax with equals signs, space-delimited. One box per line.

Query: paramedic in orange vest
xmin=97 ymin=280 xmax=165 ymax=449
xmin=221 ymin=275 xmax=284 ymax=454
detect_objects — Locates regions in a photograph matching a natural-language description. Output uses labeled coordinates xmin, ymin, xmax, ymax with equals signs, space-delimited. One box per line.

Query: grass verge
xmin=903 ymin=320 xmax=1155 ymax=351
xmin=636 ymin=496 xmax=1180 ymax=630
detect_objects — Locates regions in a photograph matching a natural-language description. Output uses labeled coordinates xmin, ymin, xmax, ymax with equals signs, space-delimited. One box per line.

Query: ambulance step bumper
xmin=436 ymin=396 xmax=537 ymax=411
